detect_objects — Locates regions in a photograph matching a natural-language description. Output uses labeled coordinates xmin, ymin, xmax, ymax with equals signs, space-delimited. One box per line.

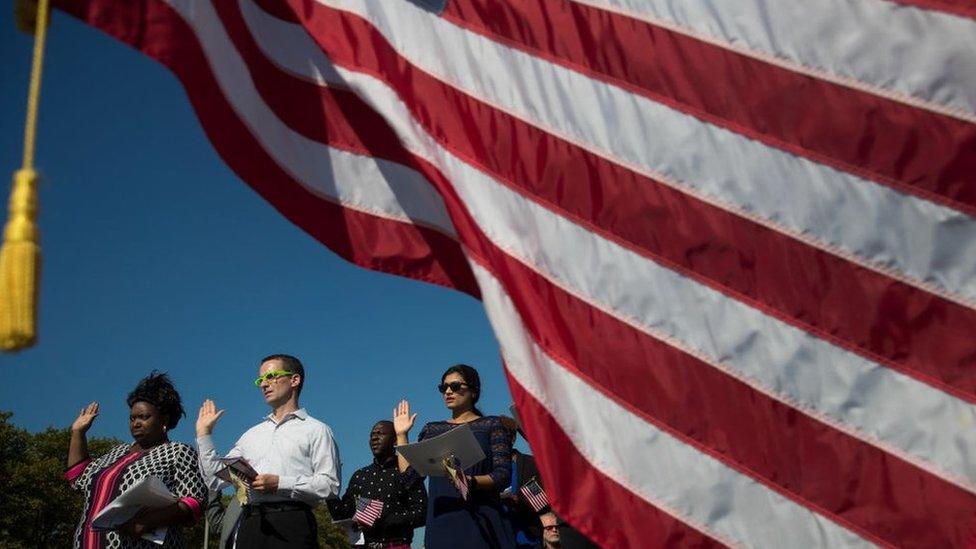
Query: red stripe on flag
xmin=883 ymin=0 xmax=976 ymax=20
xmin=457 ymin=220 xmax=974 ymax=547
xmin=441 ymin=0 xmax=976 ymax=216
xmin=251 ymin=0 xmax=299 ymax=22
xmin=54 ymin=0 xmax=479 ymax=299
xmin=508 ymin=371 xmax=726 ymax=549
xmin=277 ymin=1 xmax=976 ymax=402
xmin=210 ymin=0 xmax=417 ymax=169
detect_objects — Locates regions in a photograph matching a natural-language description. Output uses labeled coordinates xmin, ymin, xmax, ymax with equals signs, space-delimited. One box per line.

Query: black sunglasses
xmin=437 ymin=381 xmax=471 ymax=394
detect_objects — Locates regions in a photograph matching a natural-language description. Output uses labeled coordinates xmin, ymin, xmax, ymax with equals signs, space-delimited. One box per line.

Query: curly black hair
xmin=126 ymin=371 xmax=185 ymax=430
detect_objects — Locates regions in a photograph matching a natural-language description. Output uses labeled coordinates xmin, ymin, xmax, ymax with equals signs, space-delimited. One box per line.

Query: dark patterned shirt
xmin=65 ymin=441 xmax=207 ymax=549
xmin=328 ymin=455 xmax=427 ymax=545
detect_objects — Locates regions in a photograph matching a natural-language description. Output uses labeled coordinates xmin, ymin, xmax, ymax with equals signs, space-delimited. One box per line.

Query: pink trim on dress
xmin=179 ymin=496 xmax=203 ymax=522
xmin=65 ymin=459 xmax=91 ymax=482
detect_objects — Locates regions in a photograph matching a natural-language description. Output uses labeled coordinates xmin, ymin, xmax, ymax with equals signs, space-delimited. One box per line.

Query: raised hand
xmin=393 ymin=399 xmax=417 ymax=436
xmin=71 ymin=402 xmax=99 ymax=433
xmin=196 ymin=399 xmax=225 ymax=437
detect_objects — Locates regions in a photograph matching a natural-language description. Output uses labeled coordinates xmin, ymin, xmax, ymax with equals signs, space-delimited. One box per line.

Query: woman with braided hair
xmin=65 ymin=372 xmax=207 ymax=549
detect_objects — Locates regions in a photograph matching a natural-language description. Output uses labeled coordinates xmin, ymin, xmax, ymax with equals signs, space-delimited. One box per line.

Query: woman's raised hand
xmin=71 ymin=402 xmax=99 ymax=433
xmin=196 ymin=399 xmax=225 ymax=437
xmin=393 ymin=399 xmax=417 ymax=436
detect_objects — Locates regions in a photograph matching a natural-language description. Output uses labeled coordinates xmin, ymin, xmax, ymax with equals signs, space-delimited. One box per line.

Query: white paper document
xmin=395 ymin=424 xmax=485 ymax=477
xmin=332 ymin=518 xmax=365 ymax=546
xmin=91 ymin=475 xmax=176 ymax=545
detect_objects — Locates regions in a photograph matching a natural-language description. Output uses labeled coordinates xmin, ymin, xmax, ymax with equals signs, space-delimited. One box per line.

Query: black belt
xmin=366 ymin=541 xmax=410 ymax=549
xmin=242 ymin=501 xmax=311 ymax=515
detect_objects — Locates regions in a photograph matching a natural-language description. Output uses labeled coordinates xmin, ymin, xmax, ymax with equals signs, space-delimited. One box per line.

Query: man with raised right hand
xmin=329 ymin=420 xmax=427 ymax=549
xmin=196 ymin=354 xmax=341 ymax=549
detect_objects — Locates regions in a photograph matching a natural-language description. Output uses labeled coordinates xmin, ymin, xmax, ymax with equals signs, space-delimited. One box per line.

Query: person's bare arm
xmin=67 ymin=402 xmax=99 ymax=468
xmin=195 ymin=399 xmax=236 ymax=491
xmin=393 ymin=399 xmax=417 ymax=473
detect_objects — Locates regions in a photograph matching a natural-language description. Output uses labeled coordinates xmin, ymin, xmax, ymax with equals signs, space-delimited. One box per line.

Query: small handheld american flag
xmin=444 ymin=455 xmax=469 ymax=501
xmin=520 ymin=478 xmax=549 ymax=513
xmin=353 ymin=496 xmax=384 ymax=528
xmin=454 ymin=465 xmax=469 ymax=501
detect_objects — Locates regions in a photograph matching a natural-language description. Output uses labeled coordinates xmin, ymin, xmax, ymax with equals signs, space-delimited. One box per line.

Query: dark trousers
xmin=235 ymin=503 xmax=319 ymax=549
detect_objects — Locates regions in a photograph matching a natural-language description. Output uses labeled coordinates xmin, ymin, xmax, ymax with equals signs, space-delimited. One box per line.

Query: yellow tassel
xmin=0 ymin=169 xmax=41 ymax=351
xmin=4 ymin=0 xmax=49 ymax=351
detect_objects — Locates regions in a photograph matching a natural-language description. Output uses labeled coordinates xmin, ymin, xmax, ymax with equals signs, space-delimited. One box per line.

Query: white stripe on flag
xmin=469 ymin=260 xmax=873 ymax=548
xmin=241 ymin=0 xmax=343 ymax=87
xmin=163 ymin=0 xmax=456 ymax=238
xmin=569 ymin=0 xmax=976 ymax=120
xmin=300 ymin=0 xmax=976 ymax=309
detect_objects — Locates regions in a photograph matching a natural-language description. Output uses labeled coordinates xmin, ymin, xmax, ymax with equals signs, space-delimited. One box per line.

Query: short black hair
xmin=261 ymin=354 xmax=305 ymax=395
xmin=126 ymin=371 xmax=185 ymax=430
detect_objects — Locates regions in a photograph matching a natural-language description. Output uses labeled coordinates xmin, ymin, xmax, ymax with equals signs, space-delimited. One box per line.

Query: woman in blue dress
xmin=393 ymin=364 xmax=517 ymax=549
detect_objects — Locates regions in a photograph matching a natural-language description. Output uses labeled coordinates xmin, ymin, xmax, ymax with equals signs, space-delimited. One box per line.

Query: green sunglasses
xmin=253 ymin=369 xmax=296 ymax=387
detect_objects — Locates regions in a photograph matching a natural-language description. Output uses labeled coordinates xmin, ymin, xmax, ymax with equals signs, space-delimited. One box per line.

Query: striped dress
xmin=65 ymin=441 xmax=207 ymax=549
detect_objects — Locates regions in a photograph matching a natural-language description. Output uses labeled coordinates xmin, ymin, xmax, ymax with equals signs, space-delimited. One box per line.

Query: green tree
xmin=0 ymin=411 xmax=121 ymax=548
xmin=314 ymin=504 xmax=352 ymax=549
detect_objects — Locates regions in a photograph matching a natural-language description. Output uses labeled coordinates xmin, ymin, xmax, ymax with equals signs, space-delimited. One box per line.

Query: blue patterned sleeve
xmin=486 ymin=416 xmax=513 ymax=490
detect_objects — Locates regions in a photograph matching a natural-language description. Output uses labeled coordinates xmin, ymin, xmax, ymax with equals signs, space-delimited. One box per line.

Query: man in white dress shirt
xmin=196 ymin=354 xmax=341 ymax=548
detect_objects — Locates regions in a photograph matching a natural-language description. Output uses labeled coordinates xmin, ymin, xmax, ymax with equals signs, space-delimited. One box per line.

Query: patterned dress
xmin=407 ymin=416 xmax=517 ymax=549
xmin=65 ymin=441 xmax=207 ymax=549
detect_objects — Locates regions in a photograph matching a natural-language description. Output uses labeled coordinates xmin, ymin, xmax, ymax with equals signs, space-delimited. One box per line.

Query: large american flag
xmin=54 ymin=0 xmax=976 ymax=546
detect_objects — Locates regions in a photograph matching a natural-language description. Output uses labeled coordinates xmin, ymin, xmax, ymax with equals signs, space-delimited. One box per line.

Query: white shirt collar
xmin=265 ymin=407 xmax=309 ymax=423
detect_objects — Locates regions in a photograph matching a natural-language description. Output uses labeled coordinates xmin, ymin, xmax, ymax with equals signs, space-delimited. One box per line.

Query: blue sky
xmin=0 ymin=8 xmax=523 ymax=488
